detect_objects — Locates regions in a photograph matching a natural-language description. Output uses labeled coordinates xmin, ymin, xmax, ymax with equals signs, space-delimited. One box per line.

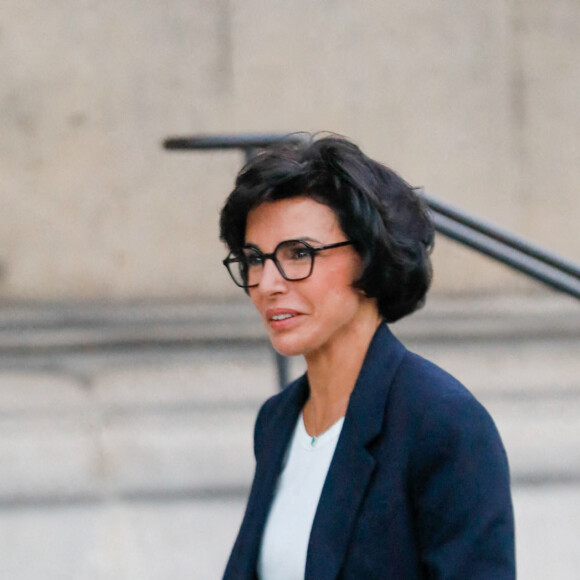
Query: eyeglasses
xmin=223 ymin=238 xmax=353 ymax=288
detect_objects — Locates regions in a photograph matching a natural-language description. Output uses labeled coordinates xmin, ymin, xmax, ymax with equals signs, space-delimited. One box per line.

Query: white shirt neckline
xmin=257 ymin=413 xmax=345 ymax=580
xmin=297 ymin=412 xmax=345 ymax=450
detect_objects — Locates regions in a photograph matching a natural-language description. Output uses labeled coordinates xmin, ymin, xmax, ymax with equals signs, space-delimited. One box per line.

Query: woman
xmin=219 ymin=134 xmax=515 ymax=579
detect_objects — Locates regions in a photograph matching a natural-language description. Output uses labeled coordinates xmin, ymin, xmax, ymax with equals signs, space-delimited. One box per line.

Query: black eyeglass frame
xmin=222 ymin=238 xmax=353 ymax=288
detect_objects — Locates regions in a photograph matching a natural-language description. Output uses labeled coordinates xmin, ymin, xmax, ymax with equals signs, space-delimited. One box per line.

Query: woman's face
xmin=245 ymin=196 xmax=379 ymax=359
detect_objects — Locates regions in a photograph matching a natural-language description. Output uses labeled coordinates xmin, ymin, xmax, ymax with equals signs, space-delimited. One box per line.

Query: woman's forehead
xmin=245 ymin=197 xmax=342 ymax=247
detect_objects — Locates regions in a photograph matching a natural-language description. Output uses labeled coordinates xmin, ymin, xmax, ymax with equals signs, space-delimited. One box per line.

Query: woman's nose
xmin=257 ymin=258 xmax=288 ymax=294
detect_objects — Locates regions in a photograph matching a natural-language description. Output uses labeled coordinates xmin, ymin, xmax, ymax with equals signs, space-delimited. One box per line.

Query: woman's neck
xmin=303 ymin=308 xmax=382 ymax=436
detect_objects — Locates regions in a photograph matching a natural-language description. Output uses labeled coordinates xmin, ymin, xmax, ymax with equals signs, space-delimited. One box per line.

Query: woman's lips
xmin=265 ymin=309 xmax=302 ymax=330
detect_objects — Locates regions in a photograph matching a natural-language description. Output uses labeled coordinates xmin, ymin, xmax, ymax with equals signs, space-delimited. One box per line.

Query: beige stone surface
xmin=0 ymin=1 xmax=579 ymax=300
xmin=513 ymin=485 xmax=580 ymax=580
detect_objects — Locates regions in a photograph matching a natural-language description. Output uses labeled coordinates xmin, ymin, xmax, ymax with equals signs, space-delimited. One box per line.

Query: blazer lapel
xmin=305 ymin=324 xmax=407 ymax=580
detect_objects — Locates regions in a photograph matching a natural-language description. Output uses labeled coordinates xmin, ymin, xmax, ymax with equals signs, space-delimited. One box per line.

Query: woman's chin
xmin=269 ymin=335 xmax=306 ymax=358
xmin=271 ymin=343 xmax=303 ymax=358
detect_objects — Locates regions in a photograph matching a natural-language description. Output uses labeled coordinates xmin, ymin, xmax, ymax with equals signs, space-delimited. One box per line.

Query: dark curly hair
xmin=219 ymin=134 xmax=434 ymax=322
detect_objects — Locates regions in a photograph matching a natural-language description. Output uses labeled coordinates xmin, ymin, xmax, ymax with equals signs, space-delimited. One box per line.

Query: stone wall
xmin=1 ymin=0 xmax=579 ymax=301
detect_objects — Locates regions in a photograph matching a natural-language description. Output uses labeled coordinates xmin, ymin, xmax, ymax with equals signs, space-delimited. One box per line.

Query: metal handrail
xmin=163 ymin=133 xmax=306 ymax=152
xmin=424 ymin=193 xmax=580 ymax=280
xmin=163 ymin=132 xmax=580 ymax=387
xmin=431 ymin=212 xmax=580 ymax=299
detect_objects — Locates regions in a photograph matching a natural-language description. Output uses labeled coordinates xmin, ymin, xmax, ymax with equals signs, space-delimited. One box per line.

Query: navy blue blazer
xmin=223 ymin=324 xmax=515 ymax=579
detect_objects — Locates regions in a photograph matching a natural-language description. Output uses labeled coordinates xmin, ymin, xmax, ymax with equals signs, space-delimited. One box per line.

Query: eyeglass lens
xmin=232 ymin=240 xmax=313 ymax=287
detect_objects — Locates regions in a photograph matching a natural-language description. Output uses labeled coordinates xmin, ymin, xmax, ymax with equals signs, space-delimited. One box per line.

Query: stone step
xmin=0 ymin=333 xmax=578 ymax=502
xmin=3 ymin=486 xmax=579 ymax=580
xmin=1 ymin=294 xmax=579 ymax=353
xmin=2 ymin=398 xmax=579 ymax=505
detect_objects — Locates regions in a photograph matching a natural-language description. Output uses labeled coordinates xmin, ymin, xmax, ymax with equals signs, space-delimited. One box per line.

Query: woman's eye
xmin=246 ymin=253 xmax=264 ymax=267
xmin=289 ymin=247 xmax=310 ymax=260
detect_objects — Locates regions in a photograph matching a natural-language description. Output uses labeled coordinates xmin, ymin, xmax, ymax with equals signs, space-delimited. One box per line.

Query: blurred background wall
xmin=1 ymin=0 xmax=579 ymax=303
xmin=2 ymin=3 xmax=580 ymax=579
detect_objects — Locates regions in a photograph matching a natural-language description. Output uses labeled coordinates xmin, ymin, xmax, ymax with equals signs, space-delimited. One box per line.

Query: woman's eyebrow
xmin=297 ymin=236 xmax=323 ymax=244
xmin=244 ymin=237 xmax=323 ymax=248
xmin=242 ymin=242 xmax=262 ymax=251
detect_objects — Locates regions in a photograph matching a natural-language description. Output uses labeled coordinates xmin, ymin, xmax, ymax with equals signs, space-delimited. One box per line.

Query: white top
xmin=257 ymin=413 xmax=345 ymax=580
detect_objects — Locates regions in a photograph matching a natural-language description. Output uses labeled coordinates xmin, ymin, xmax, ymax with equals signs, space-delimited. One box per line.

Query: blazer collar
xmin=278 ymin=323 xmax=406 ymax=445
xmin=305 ymin=323 xmax=407 ymax=580
xmin=348 ymin=323 xmax=406 ymax=444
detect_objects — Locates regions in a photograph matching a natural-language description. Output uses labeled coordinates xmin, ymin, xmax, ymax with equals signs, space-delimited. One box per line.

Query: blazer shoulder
xmin=395 ymin=349 xmax=486 ymax=416
xmin=389 ymin=349 xmax=507 ymax=457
